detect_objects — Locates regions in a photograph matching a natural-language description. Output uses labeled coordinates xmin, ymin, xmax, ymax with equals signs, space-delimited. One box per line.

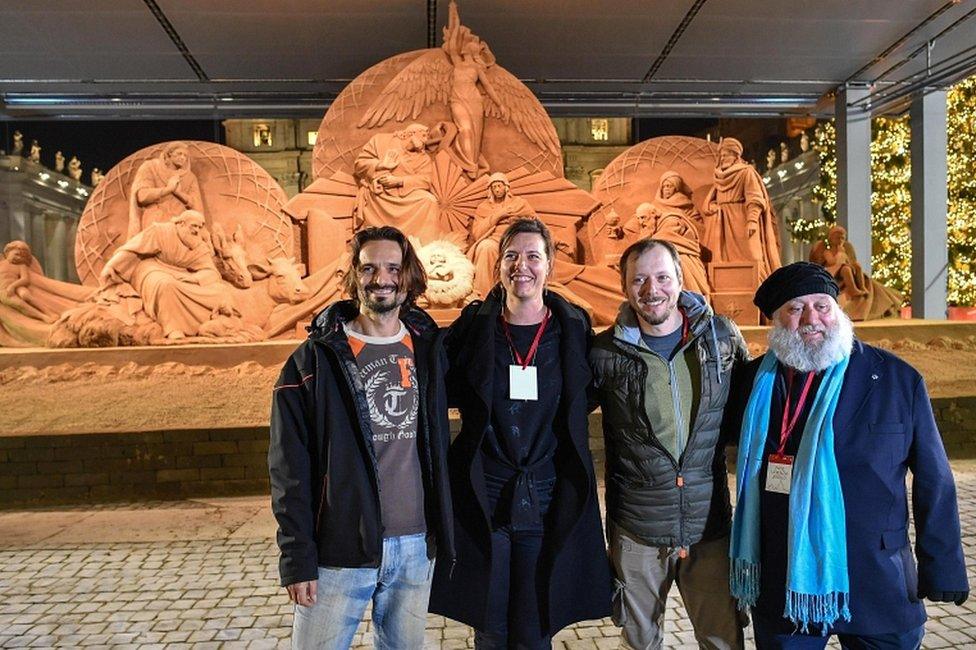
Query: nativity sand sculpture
xmin=592 ymin=136 xmax=783 ymax=324
xmin=44 ymin=141 xmax=324 ymax=346
xmin=281 ymin=0 xmax=625 ymax=324
xmin=810 ymin=225 xmax=903 ymax=320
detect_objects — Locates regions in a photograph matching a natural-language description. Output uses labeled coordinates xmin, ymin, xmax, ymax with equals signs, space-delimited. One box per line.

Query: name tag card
xmin=765 ymin=454 xmax=793 ymax=494
xmin=509 ymin=365 xmax=538 ymax=401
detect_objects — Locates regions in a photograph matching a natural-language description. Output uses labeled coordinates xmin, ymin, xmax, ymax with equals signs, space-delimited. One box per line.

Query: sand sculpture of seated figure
xmin=354 ymin=123 xmax=441 ymax=244
xmin=128 ymin=142 xmax=204 ymax=239
xmin=645 ymin=170 xmax=711 ymax=298
xmin=469 ymin=172 xmax=538 ymax=295
xmin=1 ymin=241 xmax=61 ymax=323
xmin=810 ymin=225 xmax=903 ymax=320
xmin=100 ymin=210 xmax=232 ymax=340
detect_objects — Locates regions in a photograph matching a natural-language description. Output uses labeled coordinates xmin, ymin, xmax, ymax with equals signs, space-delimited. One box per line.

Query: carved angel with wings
xmin=357 ymin=1 xmax=560 ymax=180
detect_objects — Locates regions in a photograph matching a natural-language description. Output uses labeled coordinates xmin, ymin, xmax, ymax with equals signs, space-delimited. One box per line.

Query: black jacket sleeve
xmin=268 ymin=345 xmax=320 ymax=586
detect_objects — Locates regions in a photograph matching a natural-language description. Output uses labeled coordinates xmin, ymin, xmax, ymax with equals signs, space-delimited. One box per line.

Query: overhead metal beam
xmin=142 ymin=0 xmax=209 ymax=82
xmin=642 ymin=0 xmax=709 ymax=83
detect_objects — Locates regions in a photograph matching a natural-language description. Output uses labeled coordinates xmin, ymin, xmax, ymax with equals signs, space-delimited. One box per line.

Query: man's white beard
xmin=767 ymin=310 xmax=854 ymax=372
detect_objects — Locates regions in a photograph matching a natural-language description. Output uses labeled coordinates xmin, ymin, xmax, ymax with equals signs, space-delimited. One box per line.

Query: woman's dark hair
xmin=495 ymin=218 xmax=555 ymax=282
xmin=342 ymin=226 xmax=427 ymax=307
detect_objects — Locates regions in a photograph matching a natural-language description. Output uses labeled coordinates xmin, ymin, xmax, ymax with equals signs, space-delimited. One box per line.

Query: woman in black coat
xmin=429 ymin=218 xmax=611 ymax=649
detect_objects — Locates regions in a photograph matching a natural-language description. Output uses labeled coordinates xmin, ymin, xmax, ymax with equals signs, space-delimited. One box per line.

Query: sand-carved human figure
xmin=1 ymin=241 xmax=62 ymax=323
xmin=54 ymin=151 xmax=65 ymax=173
xmin=702 ymin=137 xmax=781 ymax=282
xmin=356 ymin=1 xmax=559 ymax=180
xmin=0 ymin=241 xmax=93 ymax=346
xmin=589 ymin=209 xmax=628 ymax=268
xmin=469 ymin=171 xmax=538 ymax=295
xmin=438 ymin=0 xmax=507 ymax=178
xmin=11 ymin=131 xmax=24 ymax=156
xmin=353 ymin=123 xmax=442 ymax=243
xmin=624 ymin=202 xmax=656 ymax=239
xmin=809 ymin=225 xmax=902 ymax=320
xmin=28 ymin=140 xmax=41 ymax=163
xmin=127 ymin=142 xmax=204 ymax=239
xmin=90 ymin=168 xmax=104 ymax=187
xmin=646 ymin=170 xmax=711 ymax=298
xmin=100 ymin=210 xmax=231 ymax=340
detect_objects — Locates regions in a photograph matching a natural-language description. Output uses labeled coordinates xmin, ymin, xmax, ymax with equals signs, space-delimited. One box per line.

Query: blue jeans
xmin=753 ymin=612 xmax=925 ymax=650
xmin=292 ymin=533 xmax=434 ymax=650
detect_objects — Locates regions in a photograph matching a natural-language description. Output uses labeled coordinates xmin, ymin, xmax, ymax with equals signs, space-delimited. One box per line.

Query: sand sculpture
xmin=810 ymin=225 xmax=903 ymax=320
xmin=0 ymin=241 xmax=93 ymax=347
xmin=632 ymin=170 xmax=710 ymax=298
xmin=469 ymin=171 xmax=538 ymax=295
xmin=1 ymin=1 xmax=809 ymax=344
xmin=702 ymin=137 xmax=781 ymax=283
xmin=354 ymin=123 xmax=441 ymax=243
xmin=54 ymin=151 xmax=65 ymax=173
xmin=127 ymin=142 xmax=203 ymax=239
xmin=591 ymin=136 xmax=783 ymax=324
xmin=11 ymin=130 xmax=23 ymax=156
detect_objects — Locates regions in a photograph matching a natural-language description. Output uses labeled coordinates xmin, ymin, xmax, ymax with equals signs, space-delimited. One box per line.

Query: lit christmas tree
xmin=812 ymin=75 xmax=976 ymax=305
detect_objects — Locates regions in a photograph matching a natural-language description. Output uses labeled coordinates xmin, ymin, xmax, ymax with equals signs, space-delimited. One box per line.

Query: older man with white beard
xmin=722 ymin=262 xmax=968 ymax=649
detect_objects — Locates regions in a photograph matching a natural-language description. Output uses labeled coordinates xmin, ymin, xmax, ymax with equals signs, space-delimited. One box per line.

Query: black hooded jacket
xmin=268 ymin=300 xmax=455 ymax=586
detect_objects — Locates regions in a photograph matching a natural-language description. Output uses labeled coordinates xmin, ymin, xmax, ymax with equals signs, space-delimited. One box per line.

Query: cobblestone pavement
xmin=1 ymin=461 xmax=975 ymax=649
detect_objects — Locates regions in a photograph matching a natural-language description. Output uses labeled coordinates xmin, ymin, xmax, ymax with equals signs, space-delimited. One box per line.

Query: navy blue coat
xmin=724 ymin=340 xmax=968 ymax=635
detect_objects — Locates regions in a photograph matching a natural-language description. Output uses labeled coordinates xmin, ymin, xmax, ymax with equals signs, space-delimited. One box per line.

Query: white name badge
xmin=509 ymin=365 xmax=538 ymax=401
xmin=765 ymin=454 xmax=793 ymax=495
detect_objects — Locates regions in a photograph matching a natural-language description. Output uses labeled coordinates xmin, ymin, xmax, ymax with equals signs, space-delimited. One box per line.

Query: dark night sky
xmin=2 ymin=120 xmax=224 ymax=179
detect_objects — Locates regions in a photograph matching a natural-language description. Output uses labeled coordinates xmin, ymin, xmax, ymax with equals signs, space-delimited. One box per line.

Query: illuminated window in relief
xmin=253 ymin=124 xmax=273 ymax=147
xmin=590 ymin=119 xmax=609 ymax=142
xmin=307 ymin=131 xmax=318 ymax=146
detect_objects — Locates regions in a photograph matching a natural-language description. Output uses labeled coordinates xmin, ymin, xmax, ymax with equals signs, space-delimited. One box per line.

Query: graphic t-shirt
xmin=345 ymin=322 xmax=426 ymax=538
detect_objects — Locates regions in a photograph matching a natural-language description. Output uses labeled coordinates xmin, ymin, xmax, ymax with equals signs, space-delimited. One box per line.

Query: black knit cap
xmin=754 ymin=262 xmax=839 ymax=318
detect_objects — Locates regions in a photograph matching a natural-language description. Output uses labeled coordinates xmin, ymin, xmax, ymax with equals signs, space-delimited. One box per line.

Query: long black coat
xmin=429 ymin=288 xmax=612 ymax=633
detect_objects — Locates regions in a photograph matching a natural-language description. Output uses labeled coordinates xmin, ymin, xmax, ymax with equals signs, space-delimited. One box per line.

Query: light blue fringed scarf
xmin=730 ymin=351 xmax=851 ymax=633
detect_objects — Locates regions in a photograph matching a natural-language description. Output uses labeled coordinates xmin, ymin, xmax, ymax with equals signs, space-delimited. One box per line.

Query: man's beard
xmin=360 ymin=284 xmax=404 ymax=314
xmin=633 ymin=295 xmax=677 ymax=326
xmin=767 ymin=311 xmax=854 ymax=372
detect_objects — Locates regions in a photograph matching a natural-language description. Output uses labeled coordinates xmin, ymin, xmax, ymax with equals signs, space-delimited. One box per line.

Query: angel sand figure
xmin=0 ymin=240 xmax=93 ymax=347
xmin=809 ymin=225 xmax=902 ymax=320
xmin=356 ymin=0 xmax=559 ymax=181
xmin=127 ymin=142 xmax=204 ymax=239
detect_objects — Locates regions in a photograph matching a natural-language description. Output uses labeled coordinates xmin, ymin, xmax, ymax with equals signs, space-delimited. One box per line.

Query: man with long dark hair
xmin=269 ymin=226 xmax=454 ymax=649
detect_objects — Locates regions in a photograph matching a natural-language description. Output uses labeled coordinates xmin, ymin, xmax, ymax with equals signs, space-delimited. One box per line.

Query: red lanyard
xmin=777 ymin=368 xmax=815 ymax=455
xmin=500 ymin=309 xmax=550 ymax=369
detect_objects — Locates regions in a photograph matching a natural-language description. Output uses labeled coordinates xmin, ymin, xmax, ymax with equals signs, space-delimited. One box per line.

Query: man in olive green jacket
xmin=590 ymin=239 xmax=748 ymax=650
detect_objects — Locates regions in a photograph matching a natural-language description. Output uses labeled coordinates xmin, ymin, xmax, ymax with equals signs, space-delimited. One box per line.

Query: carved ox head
xmin=212 ymin=223 xmax=253 ymax=289
xmin=248 ymin=257 xmax=310 ymax=305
